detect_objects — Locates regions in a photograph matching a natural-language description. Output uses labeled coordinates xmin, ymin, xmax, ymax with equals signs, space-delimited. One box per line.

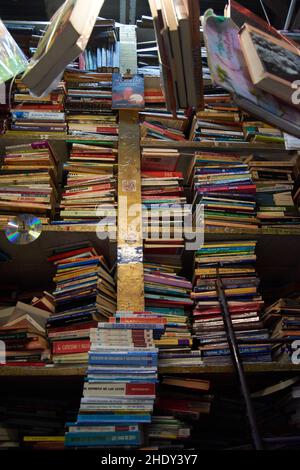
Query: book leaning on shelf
xmin=22 ymin=0 xmax=105 ymax=96
xmin=149 ymin=0 xmax=203 ymax=113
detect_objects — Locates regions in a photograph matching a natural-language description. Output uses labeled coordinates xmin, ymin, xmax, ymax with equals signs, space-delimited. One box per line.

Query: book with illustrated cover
xmin=239 ymin=24 xmax=300 ymax=107
xmin=112 ymin=73 xmax=144 ymax=109
xmin=202 ymin=10 xmax=300 ymax=137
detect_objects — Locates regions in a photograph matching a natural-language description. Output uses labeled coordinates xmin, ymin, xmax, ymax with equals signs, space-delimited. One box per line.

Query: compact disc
xmin=5 ymin=214 xmax=42 ymax=245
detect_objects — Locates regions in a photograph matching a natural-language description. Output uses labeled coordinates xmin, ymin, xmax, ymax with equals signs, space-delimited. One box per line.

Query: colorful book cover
xmin=112 ymin=73 xmax=144 ymax=109
xmin=201 ymin=10 xmax=300 ymax=137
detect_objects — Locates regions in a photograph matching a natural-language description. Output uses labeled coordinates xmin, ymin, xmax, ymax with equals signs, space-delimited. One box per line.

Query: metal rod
xmin=284 ymin=0 xmax=297 ymax=30
xmin=216 ymin=270 xmax=264 ymax=450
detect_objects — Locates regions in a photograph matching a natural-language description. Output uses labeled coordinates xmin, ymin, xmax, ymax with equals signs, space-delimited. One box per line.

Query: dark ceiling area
xmin=0 ymin=0 xmax=299 ymax=29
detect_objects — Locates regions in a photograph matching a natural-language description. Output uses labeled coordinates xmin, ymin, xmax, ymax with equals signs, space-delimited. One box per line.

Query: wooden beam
xmin=117 ymin=110 xmax=144 ymax=311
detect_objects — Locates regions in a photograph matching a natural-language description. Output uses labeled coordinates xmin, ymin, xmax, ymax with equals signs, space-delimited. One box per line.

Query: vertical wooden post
xmin=117 ymin=110 xmax=144 ymax=311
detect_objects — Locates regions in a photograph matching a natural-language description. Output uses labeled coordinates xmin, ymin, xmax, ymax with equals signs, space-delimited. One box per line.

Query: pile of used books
xmin=64 ymin=70 xmax=118 ymax=139
xmin=47 ymin=243 xmax=116 ymax=365
xmin=191 ymin=240 xmax=272 ymax=364
xmin=0 ymin=141 xmax=59 ymax=225
xmin=249 ymin=155 xmax=300 ymax=230
xmin=263 ymin=296 xmax=300 ymax=362
xmin=65 ymin=312 xmax=163 ymax=448
xmin=8 ymin=79 xmax=66 ymax=138
xmin=144 ymin=258 xmax=200 ymax=369
xmin=192 ymin=151 xmax=258 ymax=233
xmin=0 ymin=301 xmax=50 ymax=366
xmin=56 ymin=142 xmax=117 ymax=229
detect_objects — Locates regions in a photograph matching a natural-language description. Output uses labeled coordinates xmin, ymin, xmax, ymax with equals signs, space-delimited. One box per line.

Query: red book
xmin=126 ymin=383 xmax=155 ymax=396
xmin=197 ymin=184 xmax=256 ymax=193
xmin=52 ymin=339 xmax=90 ymax=355
xmin=143 ymin=122 xmax=185 ymax=141
xmin=142 ymin=171 xmax=183 ymax=178
xmin=47 ymin=321 xmax=97 ymax=334
xmin=48 ymin=247 xmax=96 ymax=262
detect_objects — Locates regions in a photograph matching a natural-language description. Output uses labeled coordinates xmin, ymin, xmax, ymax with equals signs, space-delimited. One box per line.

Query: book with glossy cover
xmin=202 ymin=10 xmax=300 ymax=137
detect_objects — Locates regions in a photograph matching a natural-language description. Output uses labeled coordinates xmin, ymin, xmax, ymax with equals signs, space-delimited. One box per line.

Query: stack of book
xmin=65 ymin=313 xmax=162 ymax=448
xmin=242 ymin=119 xmax=284 ymax=144
xmin=263 ymin=296 xmax=300 ymax=362
xmin=146 ymin=376 xmax=212 ymax=449
xmin=77 ymin=19 xmax=120 ymax=72
xmin=191 ymin=240 xmax=272 ymax=364
xmin=64 ymin=70 xmax=118 ymax=139
xmin=249 ymin=155 xmax=300 ymax=230
xmin=192 ymin=152 xmax=258 ymax=233
xmin=0 ymin=141 xmax=59 ymax=226
xmin=189 ymin=94 xmax=245 ymax=142
xmin=149 ymin=0 xmax=203 ymax=113
xmin=56 ymin=142 xmax=117 ymax=229
xmin=145 ymin=416 xmax=191 ymax=447
xmin=8 ymin=79 xmax=66 ymax=138
xmin=47 ymin=244 xmax=116 ymax=365
xmin=144 ymin=260 xmax=197 ymax=368
xmin=0 ymin=301 xmax=50 ymax=366
xmin=140 ymin=107 xmax=190 ymax=139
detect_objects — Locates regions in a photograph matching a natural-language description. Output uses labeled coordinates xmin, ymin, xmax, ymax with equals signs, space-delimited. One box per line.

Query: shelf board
xmin=0 ymin=362 xmax=299 ymax=378
xmin=141 ymin=139 xmax=286 ymax=152
xmin=159 ymin=363 xmax=300 ymax=374
xmin=5 ymin=224 xmax=294 ymax=237
xmin=0 ymin=365 xmax=86 ymax=377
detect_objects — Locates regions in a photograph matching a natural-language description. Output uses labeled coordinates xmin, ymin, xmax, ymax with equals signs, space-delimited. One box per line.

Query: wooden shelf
xmin=0 ymin=362 xmax=299 ymax=378
xmin=0 ymin=365 xmax=86 ymax=377
xmin=159 ymin=363 xmax=300 ymax=374
xmin=141 ymin=138 xmax=286 ymax=152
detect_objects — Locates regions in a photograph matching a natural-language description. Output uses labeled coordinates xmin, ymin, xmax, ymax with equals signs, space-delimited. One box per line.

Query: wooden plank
xmin=117 ymin=110 xmax=144 ymax=311
xmin=0 ymin=362 xmax=299 ymax=377
xmin=141 ymin=138 xmax=286 ymax=152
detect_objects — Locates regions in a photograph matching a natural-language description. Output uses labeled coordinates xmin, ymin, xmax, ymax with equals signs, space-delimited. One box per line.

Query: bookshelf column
xmin=117 ymin=109 xmax=144 ymax=311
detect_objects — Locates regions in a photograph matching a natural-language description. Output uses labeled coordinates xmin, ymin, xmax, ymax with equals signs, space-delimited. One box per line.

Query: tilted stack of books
xmin=191 ymin=240 xmax=272 ymax=364
xmin=65 ymin=313 xmax=163 ymax=448
xmin=249 ymin=155 xmax=300 ymax=230
xmin=144 ymin=259 xmax=199 ymax=369
xmin=146 ymin=377 xmax=212 ymax=448
xmin=47 ymin=244 xmax=116 ymax=365
xmin=55 ymin=142 xmax=117 ymax=229
xmin=0 ymin=141 xmax=59 ymax=227
xmin=64 ymin=70 xmax=118 ymax=139
xmin=8 ymin=79 xmax=66 ymax=138
xmin=192 ymin=152 xmax=258 ymax=233
xmin=0 ymin=301 xmax=50 ymax=366
xmin=263 ymin=296 xmax=300 ymax=362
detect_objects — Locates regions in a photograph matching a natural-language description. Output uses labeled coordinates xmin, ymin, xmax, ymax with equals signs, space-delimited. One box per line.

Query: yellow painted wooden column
xmin=117 ymin=109 xmax=144 ymax=311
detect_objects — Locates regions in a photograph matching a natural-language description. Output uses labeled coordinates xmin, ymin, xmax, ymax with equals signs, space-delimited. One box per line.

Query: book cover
xmin=112 ymin=73 xmax=144 ymax=109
